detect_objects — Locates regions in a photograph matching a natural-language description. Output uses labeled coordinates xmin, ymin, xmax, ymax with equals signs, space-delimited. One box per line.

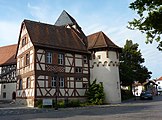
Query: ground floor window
xmin=3 ymin=92 xmax=6 ymax=98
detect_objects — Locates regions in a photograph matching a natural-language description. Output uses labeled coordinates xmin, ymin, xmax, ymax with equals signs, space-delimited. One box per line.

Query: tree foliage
xmin=86 ymin=79 xmax=105 ymax=105
xmin=128 ymin=0 xmax=162 ymax=50
xmin=119 ymin=40 xmax=152 ymax=86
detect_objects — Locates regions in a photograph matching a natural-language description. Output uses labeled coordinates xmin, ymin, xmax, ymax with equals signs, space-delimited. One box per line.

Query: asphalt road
xmin=1 ymin=96 xmax=162 ymax=120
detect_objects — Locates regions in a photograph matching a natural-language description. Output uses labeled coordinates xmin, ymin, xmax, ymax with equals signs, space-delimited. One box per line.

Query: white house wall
xmin=0 ymin=83 xmax=16 ymax=100
xmin=90 ymin=50 xmax=121 ymax=103
xmin=156 ymin=80 xmax=162 ymax=93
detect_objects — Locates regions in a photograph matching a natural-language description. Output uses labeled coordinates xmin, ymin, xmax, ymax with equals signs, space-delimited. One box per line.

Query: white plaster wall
xmin=156 ymin=80 xmax=162 ymax=92
xmin=75 ymin=58 xmax=82 ymax=67
xmin=0 ymin=83 xmax=16 ymax=100
xmin=90 ymin=50 xmax=121 ymax=103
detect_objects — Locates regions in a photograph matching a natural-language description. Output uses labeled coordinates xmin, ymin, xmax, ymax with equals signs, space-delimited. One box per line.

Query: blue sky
xmin=0 ymin=0 xmax=161 ymax=79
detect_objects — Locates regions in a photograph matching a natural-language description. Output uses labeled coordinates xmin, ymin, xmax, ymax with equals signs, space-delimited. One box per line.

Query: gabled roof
xmin=0 ymin=44 xmax=17 ymax=66
xmin=87 ymin=31 xmax=121 ymax=50
xmin=21 ymin=20 xmax=88 ymax=53
xmin=55 ymin=10 xmax=77 ymax=26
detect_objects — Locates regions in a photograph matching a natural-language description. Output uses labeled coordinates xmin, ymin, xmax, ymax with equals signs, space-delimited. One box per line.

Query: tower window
xmin=106 ymin=50 xmax=109 ymax=58
xmin=3 ymin=92 xmax=6 ymax=98
xmin=97 ymin=55 xmax=101 ymax=59
xmin=3 ymin=85 xmax=6 ymax=89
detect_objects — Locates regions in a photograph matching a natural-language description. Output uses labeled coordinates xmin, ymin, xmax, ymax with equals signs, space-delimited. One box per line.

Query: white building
xmin=87 ymin=31 xmax=121 ymax=103
xmin=155 ymin=77 xmax=162 ymax=95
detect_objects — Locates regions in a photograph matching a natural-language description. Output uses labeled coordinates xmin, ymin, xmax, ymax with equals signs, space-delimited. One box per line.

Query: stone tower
xmin=87 ymin=31 xmax=121 ymax=103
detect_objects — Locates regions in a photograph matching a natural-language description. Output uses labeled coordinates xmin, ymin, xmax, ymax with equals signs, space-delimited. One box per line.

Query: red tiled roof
xmin=158 ymin=76 xmax=162 ymax=80
xmin=0 ymin=44 xmax=17 ymax=66
xmin=87 ymin=31 xmax=120 ymax=50
xmin=23 ymin=20 xmax=88 ymax=53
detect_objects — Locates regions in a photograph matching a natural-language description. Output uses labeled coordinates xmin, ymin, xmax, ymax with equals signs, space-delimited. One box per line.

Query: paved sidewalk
xmin=0 ymin=95 xmax=162 ymax=117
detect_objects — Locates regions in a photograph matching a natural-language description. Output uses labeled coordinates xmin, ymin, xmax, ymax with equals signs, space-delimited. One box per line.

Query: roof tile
xmin=0 ymin=44 xmax=17 ymax=66
xmin=23 ymin=20 xmax=88 ymax=53
xmin=87 ymin=31 xmax=120 ymax=50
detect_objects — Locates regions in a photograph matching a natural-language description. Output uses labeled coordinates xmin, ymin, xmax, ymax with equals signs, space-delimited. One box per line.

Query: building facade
xmin=16 ymin=16 xmax=90 ymax=106
xmin=0 ymin=44 xmax=17 ymax=101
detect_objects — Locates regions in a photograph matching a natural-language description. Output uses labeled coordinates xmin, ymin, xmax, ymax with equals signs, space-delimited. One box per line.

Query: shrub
xmin=36 ymin=99 xmax=42 ymax=108
xmin=67 ymin=100 xmax=81 ymax=107
xmin=86 ymin=79 xmax=105 ymax=105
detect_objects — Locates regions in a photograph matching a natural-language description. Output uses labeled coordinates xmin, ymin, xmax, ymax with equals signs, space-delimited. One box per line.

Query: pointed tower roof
xmin=55 ymin=10 xmax=88 ymax=47
xmin=55 ymin=10 xmax=77 ymax=26
xmin=87 ymin=31 xmax=120 ymax=50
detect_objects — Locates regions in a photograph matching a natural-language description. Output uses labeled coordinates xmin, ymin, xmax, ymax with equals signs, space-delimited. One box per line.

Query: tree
xmin=128 ymin=0 xmax=162 ymax=50
xmin=119 ymin=40 xmax=152 ymax=87
xmin=86 ymin=79 xmax=105 ymax=105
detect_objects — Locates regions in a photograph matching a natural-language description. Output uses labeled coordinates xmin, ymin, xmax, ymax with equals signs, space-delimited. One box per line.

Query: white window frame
xmin=59 ymin=77 xmax=64 ymax=87
xmin=58 ymin=53 xmax=64 ymax=65
xmin=47 ymin=52 xmax=52 ymax=64
xmin=51 ymin=76 xmax=57 ymax=87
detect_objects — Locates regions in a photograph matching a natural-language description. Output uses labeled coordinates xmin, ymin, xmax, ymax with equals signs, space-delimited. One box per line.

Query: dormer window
xmin=22 ymin=37 xmax=27 ymax=47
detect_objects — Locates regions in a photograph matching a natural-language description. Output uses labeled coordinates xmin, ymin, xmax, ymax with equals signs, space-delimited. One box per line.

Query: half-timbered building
xmin=16 ymin=15 xmax=90 ymax=106
xmin=15 ymin=10 xmax=121 ymax=106
xmin=0 ymin=44 xmax=17 ymax=101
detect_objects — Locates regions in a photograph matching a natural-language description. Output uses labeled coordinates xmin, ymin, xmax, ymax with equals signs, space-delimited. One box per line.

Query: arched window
xmin=26 ymin=77 xmax=31 ymax=88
